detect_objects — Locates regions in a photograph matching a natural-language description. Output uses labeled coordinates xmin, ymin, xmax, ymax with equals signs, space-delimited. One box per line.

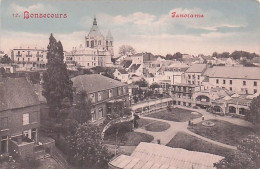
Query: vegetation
xmin=66 ymin=123 xmax=111 ymax=169
xmin=104 ymin=119 xmax=154 ymax=146
xmin=42 ymin=33 xmax=73 ymax=118
xmin=144 ymin=121 xmax=170 ymax=132
xmin=212 ymin=51 xmax=259 ymax=60
xmin=166 ymin=132 xmax=235 ymax=157
xmin=188 ymin=119 xmax=255 ymax=146
xmin=214 ymin=135 xmax=260 ymax=169
xmin=165 ymin=52 xmax=183 ymax=60
xmin=146 ymin=108 xmax=202 ymax=122
xmin=0 ymin=54 xmax=12 ymax=64
xmin=118 ymin=45 xmax=136 ymax=56
xmin=246 ymin=95 xmax=260 ymax=126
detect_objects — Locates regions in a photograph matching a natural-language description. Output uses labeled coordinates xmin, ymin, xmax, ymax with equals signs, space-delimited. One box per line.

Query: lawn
xmin=104 ymin=120 xmax=154 ymax=146
xmin=104 ymin=131 xmax=154 ymax=146
xmin=146 ymin=108 xmax=202 ymax=122
xmin=137 ymin=118 xmax=170 ymax=132
xmin=188 ymin=119 xmax=255 ymax=146
xmin=166 ymin=132 xmax=235 ymax=157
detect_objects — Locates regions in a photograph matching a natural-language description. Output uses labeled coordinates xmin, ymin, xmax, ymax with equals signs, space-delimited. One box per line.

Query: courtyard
xmin=146 ymin=107 xmax=202 ymax=122
xmin=188 ymin=119 xmax=255 ymax=146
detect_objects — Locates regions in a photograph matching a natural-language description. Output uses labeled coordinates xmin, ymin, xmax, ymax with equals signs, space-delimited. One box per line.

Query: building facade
xmin=71 ymin=74 xmax=129 ymax=123
xmin=0 ymin=78 xmax=40 ymax=157
xmin=65 ymin=17 xmax=113 ymax=69
xmin=11 ymin=47 xmax=47 ymax=71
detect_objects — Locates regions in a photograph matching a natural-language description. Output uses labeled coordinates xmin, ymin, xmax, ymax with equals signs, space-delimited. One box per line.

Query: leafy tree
xmin=42 ymin=34 xmax=73 ymax=118
xmin=214 ymin=135 xmax=260 ymax=169
xmin=66 ymin=123 xmax=111 ymax=169
xmin=118 ymin=45 xmax=136 ymax=56
xmin=134 ymin=78 xmax=148 ymax=87
xmin=0 ymin=54 xmax=12 ymax=64
xmin=212 ymin=52 xmax=218 ymax=58
xmin=150 ymin=83 xmax=160 ymax=91
xmin=108 ymin=101 xmax=131 ymax=119
xmin=246 ymin=95 xmax=260 ymax=125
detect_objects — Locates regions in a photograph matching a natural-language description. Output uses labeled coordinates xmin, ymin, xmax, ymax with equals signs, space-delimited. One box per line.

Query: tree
xmin=214 ymin=135 xmax=260 ymax=169
xmin=246 ymin=95 xmax=260 ymax=125
xmin=42 ymin=34 xmax=73 ymax=118
xmin=66 ymin=123 xmax=111 ymax=169
xmin=134 ymin=78 xmax=148 ymax=87
xmin=118 ymin=45 xmax=136 ymax=56
xmin=0 ymin=54 xmax=12 ymax=64
xmin=150 ymin=83 xmax=160 ymax=91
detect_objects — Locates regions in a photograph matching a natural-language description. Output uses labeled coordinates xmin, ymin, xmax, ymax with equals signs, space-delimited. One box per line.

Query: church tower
xmin=106 ymin=30 xmax=114 ymax=57
xmin=85 ymin=17 xmax=105 ymax=50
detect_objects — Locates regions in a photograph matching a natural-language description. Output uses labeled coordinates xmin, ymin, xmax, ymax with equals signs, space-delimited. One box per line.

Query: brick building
xmin=71 ymin=74 xmax=129 ymax=123
xmin=0 ymin=77 xmax=40 ymax=157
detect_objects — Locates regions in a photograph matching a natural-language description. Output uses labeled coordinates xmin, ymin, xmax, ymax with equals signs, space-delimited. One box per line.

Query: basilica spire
xmin=93 ymin=16 xmax=97 ymax=25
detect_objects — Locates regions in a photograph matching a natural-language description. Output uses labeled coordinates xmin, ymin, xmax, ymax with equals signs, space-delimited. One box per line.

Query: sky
xmin=0 ymin=0 xmax=259 ymax=57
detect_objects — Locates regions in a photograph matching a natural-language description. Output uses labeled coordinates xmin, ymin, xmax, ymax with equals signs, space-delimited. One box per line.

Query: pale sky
xmin=1 ymin=0 xmax=260 ymax=57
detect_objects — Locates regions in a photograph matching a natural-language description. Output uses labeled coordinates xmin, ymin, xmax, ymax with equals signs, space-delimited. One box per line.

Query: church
xmin=65 ymin=17 xmax=113 ymax=69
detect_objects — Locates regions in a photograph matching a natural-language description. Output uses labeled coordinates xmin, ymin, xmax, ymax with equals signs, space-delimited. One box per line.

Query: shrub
xmin=104 ymin=121 xmax=133 ymax=138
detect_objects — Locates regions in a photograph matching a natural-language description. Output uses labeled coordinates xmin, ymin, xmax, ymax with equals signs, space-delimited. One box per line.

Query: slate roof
xmin=129 ymin=64 xmax=141 ymax=71
xmin=109 ymin=142 xmax=223 ymax=169
xmin=71 ymin=74 xmax=126 ymax=93
xmin=122 ymin=60 xmax=132 ymax=68
xmin=117 ymin=69 xmax=128 ymax=74
xmin=203 ymin=66 xmax=260 ymax=80
xmin=0 ymin=77 xmax=40 ymax=112
xmin=186 ymin=64 xmax=207 ymax=73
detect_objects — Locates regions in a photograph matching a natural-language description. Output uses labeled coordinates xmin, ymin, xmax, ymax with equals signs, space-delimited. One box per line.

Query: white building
xmin=65 ymin=17 xmax=113 ymax=69
xmin=203 ymin=66 xmax=260 ymax=95
xmin=11 ymin=47 xmax=47 ymax=71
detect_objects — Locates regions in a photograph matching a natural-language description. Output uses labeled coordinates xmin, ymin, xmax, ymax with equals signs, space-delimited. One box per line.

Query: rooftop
xmin=186 ymin=64 xmax=207 ymax=73
xmin=109 ymin=142 xmax=223 ymax=169
xmin=71 ymin=74 xmax=127 ymax=93
xmin=203 ymin=66 xmax=260 ymax=80
xmin=0 ymin=77 xmax=40 ymax=112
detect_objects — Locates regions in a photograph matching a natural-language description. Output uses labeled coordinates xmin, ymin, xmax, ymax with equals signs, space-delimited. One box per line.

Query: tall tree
xmin=42 ymin=34 xmax=73 ymax=118
xmin=118 ymin=45 xmax=136 ymax=56
xmin=66 ymin=123 xmax=110 ymax=169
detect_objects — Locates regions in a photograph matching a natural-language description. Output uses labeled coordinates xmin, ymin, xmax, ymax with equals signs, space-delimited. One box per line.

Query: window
xmin=216 ymin=79 xmax=219 ymax=84
xmin=188 ymin=75 xmax=191 ymax=79
xmin=87 ymin=41 xmax=89 ymax=47
xmin=223 ymin=80 xmax=225 ymax=84
xmin=123 ymin=86 xmax=127 ymax=94
xmin=1 ymin=136 xmax=8 ymax=153
xmin=230 ymin=80 xmax=232 ymax=85
xmin=109 ymin=89 xmax=113 ymax=98
xmin=99 ymin=108 xmax=104 ymax=118
xmin=254 ymin=89 xmax=257 ymax=94
xmin=198 ymin=75 xmax=200 ymax=80
xmin=91 ymin=110 xmax=96 ymax=121
xmin=89 ymin=93 xmax=95 ymax=103
xmin=18 ymin=51 xmax=20 ymax=55
xmin=230 ymin=87 xmax=232 ymax=91
xmin=118 ymin=87 xmax=122 ymax=95
xmin=243 ymin=81 xmax=246 ymax=86
xmin=23 ymin=113 xmax=29 ymax=125
xmin=98 ymin=92 xmax=102 ymax=101
xmin=254 ymin=81 xmax=257 ymax=86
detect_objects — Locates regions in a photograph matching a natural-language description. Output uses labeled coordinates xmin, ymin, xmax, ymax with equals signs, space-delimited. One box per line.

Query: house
xmin=202 ymin=66 xmax=260 ymax=95
xmin=109 ymin=142 xmax=223 ymax=169
xmin=11 ymin=47 xmax=47 ymax=71
xmin=0 ymin=64 xmax=16 ymax=73
xmin=71 ymin=74 xmax=129 ymax=123
xmin=184 ymin=64 xmax=207 ymax=86
xmin=0 ymin=77 xmax=41 ymax=157
xmin=113 ymin=68 xmax=129 ymax=83
xmin=172 ymin=83 xmax=200 ymax=107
